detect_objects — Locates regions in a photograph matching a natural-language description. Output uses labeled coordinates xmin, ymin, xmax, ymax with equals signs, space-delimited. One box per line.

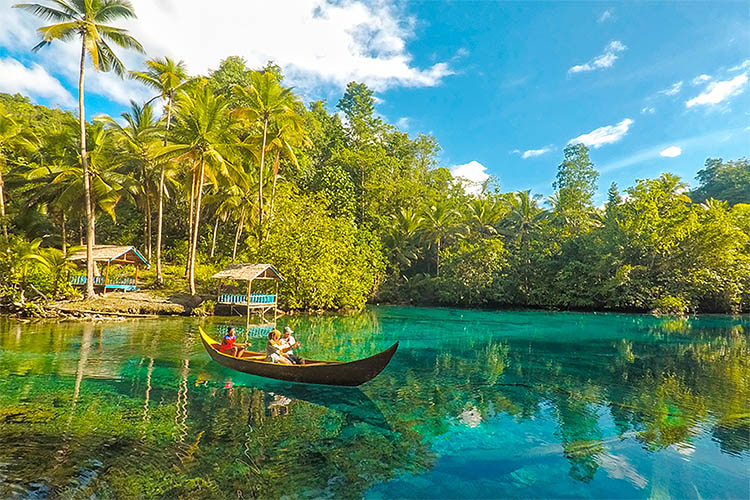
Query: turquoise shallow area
xmin=0 ymin=307 xmax=748 ymax=499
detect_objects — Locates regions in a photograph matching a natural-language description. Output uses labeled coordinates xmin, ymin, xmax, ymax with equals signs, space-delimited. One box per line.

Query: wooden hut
xmin=212 ymin=263 xmax=284 ymax=320
xmin=68 ymin=245 xmax=149 ymax=292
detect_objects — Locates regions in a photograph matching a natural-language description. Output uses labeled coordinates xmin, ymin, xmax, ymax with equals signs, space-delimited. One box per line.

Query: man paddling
xmin=280 ymin=326 xmax=302 ymax=364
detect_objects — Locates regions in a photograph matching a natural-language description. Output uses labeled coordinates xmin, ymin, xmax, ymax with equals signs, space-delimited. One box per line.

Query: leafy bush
xmin=652 ymin=295 xmax=690 ymax=316
xmin=259 ymin=192 xmax=386 ymax=310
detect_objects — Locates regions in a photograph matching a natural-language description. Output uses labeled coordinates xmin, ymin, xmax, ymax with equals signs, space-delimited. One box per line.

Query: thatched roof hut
xmin=212 ymin=263 xmax=284 ymax=282
xmin=67 ymin=245 xmax=149 ymax=267
xmin=212 ymin=264 xmax=283 ymax=319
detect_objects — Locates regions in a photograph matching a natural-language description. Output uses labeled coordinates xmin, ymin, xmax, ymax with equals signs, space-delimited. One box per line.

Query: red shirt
xmin=219 ymin=334 xmax=236 ymax=353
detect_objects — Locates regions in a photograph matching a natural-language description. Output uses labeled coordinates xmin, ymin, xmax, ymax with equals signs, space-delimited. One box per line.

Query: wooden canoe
xmin=199 ymin=327 xmax=398 ymax=386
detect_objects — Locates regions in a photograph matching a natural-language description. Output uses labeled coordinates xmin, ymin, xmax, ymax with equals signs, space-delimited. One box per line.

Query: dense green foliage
xmin=1 ymin=54 xmax=749 ymax=312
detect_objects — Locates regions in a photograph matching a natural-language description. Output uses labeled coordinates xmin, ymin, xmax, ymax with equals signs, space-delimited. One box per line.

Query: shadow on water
xmin=229 ymin=377 xmax=393 ymax=432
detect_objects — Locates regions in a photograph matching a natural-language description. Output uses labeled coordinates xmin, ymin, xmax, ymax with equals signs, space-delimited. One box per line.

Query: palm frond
xmin=94 ymin=0 xmax=137 ymax=23
xmin=98 ymin=24 xmax=144 ymax=52
xmin=13 ymin=3 xmax=77 ymax=22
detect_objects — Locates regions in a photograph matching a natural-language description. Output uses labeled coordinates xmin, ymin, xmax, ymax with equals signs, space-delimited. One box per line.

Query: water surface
xmin=1 ymin=307 xmax=748 ymax=498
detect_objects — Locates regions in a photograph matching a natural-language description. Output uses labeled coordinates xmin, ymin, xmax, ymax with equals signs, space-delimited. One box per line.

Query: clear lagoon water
xmin=0 ymin=306 xmax=748 ymax=499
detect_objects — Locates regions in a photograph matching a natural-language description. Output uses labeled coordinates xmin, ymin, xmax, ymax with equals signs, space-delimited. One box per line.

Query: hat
xmin=283 ymin=326 xmax=293 ymax=334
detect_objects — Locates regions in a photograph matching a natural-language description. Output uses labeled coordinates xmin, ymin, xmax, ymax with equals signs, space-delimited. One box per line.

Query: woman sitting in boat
xmin=219 ymin=328 xmax=248 ymax=357
xmin=266 ymin=329 xmax=293 ymax=365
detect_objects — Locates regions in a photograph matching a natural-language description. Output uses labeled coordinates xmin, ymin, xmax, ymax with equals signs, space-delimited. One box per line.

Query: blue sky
xmin=1 ymin=1 xmax=748 ymax=202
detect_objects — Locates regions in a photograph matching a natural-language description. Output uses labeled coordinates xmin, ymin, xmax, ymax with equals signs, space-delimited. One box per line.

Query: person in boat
xmin=265 ymin=329 xmax=293 ymax=365
xmin=219 ymin=328 xmax=248 ymax=357
xmin=280 ymin=326 xmax=302 ymax=364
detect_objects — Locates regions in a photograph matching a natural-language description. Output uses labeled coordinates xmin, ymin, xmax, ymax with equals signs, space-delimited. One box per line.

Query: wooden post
xmin=104 ymin=261 xmax=110 ymax=294
xmin=251 ymin=280 xmax=253 ymax=331
xmin=274 ymin=280 xmax=279 ymax=320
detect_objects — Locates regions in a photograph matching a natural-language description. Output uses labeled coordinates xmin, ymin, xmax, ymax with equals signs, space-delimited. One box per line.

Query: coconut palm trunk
xmin=61 ymin=212 xmax=67 ymax=256
xmin=0 ymin=169 xmax=7 ymax=239
xmin=188 ymin=156 xmax=206 ymax=295
xmin=185 ymin=170 xmax=196 ymax=278
xmin=78 ymin=44 xmax=95 ymax=298
xmin=210 ymin=216 xmax=219 ymax=258
xmin=232 ymin=206 xmax=245 ymax=261
xmin=266 ymin=150 xmax=281 ymax=239
xmin=155 ymin=98 xmax=173 ymax=285
xmin=258 ymin=119 xmax=268 ymax=244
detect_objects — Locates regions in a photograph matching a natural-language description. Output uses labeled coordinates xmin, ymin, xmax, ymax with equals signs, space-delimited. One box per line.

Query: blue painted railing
xmin=216 ymin=324 xmax=274 ymax=338
xmin=218 ymin=293 xmax=276 ymax=305
xmin=69 ymin=275 xmax=137 ymax=291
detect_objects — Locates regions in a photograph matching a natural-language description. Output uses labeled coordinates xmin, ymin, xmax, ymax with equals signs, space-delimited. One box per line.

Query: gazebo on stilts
xmin=67 ymin=245 xmax=149 ymax=292
xmin=212 ymin=263 xmax=284 ymax=323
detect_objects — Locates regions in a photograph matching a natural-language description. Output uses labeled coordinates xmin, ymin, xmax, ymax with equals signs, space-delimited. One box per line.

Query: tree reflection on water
xmin=0 ymin=309 xmax=748 ymax=498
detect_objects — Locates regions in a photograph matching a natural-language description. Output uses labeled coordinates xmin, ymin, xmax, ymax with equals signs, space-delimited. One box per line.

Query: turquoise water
xmin=0 ymin=307 xmax=748 ymax=498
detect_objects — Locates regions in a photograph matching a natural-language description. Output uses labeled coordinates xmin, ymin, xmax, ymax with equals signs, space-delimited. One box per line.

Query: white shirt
xmin=281 ymin=335 xmax=297 ymax=354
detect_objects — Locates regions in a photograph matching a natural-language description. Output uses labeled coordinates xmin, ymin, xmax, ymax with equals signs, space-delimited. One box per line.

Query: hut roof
xmin=212 ymin=263 xmax=284 ymax=281
xmin=67 ymin=245 xmax=150 ymax=267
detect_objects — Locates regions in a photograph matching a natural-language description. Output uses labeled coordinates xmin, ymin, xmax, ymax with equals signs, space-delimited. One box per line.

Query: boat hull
xmin=199 ymin=327 xmax=397 ymax=386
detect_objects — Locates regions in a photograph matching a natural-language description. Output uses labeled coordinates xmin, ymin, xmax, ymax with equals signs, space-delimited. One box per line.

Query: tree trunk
xmin=232 ymin=207 xmax=245 ymax=262
xmin=155 ymin=96 xmax=173 ymax=285
xmin=258 ymin=118 xmax=268 ymax=244
xmin=436 ymin=237 xmax=441 ymax=276
xmin=79 ymin=43 xmax=95 ymax=299
xmin=145 ymin=178 xmax=152 ymax=261
xmin=185 ymin=170 xmax=196 ymax=278
xmin=0 ymin=168 xmax=7 ymax=239
xmin=210 ymin=216 xmax=219 ymax=258
xmin=61 ymin=212 xmax=67 ymax=256
xmin=188 ymin=156 xmax=205 ymax=296
xmin=266 ymin=149 xmax=281 ymax=241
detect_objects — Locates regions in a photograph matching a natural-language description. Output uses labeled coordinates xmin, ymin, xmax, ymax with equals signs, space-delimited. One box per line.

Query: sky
xmin=1 ymin=0 xmax=748 ymax=202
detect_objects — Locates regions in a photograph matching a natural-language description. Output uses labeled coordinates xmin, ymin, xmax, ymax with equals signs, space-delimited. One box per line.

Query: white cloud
xmin=568 ymin=118 xmax=633 ymax=148
xmin=660 ymin=146 xmax=682 ymax=157
xmin=729 ymin=60 xmax=750 ymax=72
xmin=641 ymin=106 xmax=656 ymax=114
xmin=450 ymin=160 xmax=489 ymax=195
xmin=520 ymin=147 xmax=552 ymax=159
xmin=125 ymin=0 xmax=453 ymax=92
xmin=598 ymin=8 xmax=614 ymax=23
xmin=686 ymin=74 xmax=748 ymax=108
xmin=3 ymin=0 xmax=455 ymax=106
xmin=599 ymin=128 xmax=744 ymax=173
xmin=0 ymin=57 xmax=75 ymax=106
xmin=692 ymin=74 xmax=711 ymax=85
xmin=658 ymin=81 xmax=683 ymax=96
xmin=568 ymin=40 xmax=626 ymax=74
xmin=395 ymin=117 xmax=410 ymax=130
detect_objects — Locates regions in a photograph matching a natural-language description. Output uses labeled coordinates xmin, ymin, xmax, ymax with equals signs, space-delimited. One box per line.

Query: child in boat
xmin=219 ymin=328 xmax=248 ymax=357
xmin=265 ymin=330 xmax=293 ymax=365
xmin=280 ymin=326 xmax=302 ymax=364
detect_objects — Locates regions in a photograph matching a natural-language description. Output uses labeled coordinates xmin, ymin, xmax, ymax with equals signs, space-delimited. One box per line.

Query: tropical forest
xmin=2 ymin=47 xmax=748 ymax=315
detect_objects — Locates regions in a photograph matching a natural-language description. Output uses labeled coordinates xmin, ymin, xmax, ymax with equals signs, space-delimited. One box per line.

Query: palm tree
xmin=264 ymin=112 xmax=309 ymax=233
xmin=165 ymin=84 xmax=238 ymax=295
xmin=502 ymin=190 xmax=548 ymax=299
xmin=421 ymin=201 xmax=467 ymax=276
xmin=101 ymin=101 xmax=163 ymax=260
xmin=232 ymin=72 xmax=299 ymax=244
xmin=130 ymin=57 xmax=191 ymax=284
xmin=467 ymin=197 xmax=506 ymax=238
xmin=382 ymin=207 xmax=424 ymax=273
xmin=15 ymin=0 xmax=144 ymax=298
xmin=502 ymin=190 xmax=547 ymax=245
xmin=0 ymin=106 xmax=36 ymax=238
